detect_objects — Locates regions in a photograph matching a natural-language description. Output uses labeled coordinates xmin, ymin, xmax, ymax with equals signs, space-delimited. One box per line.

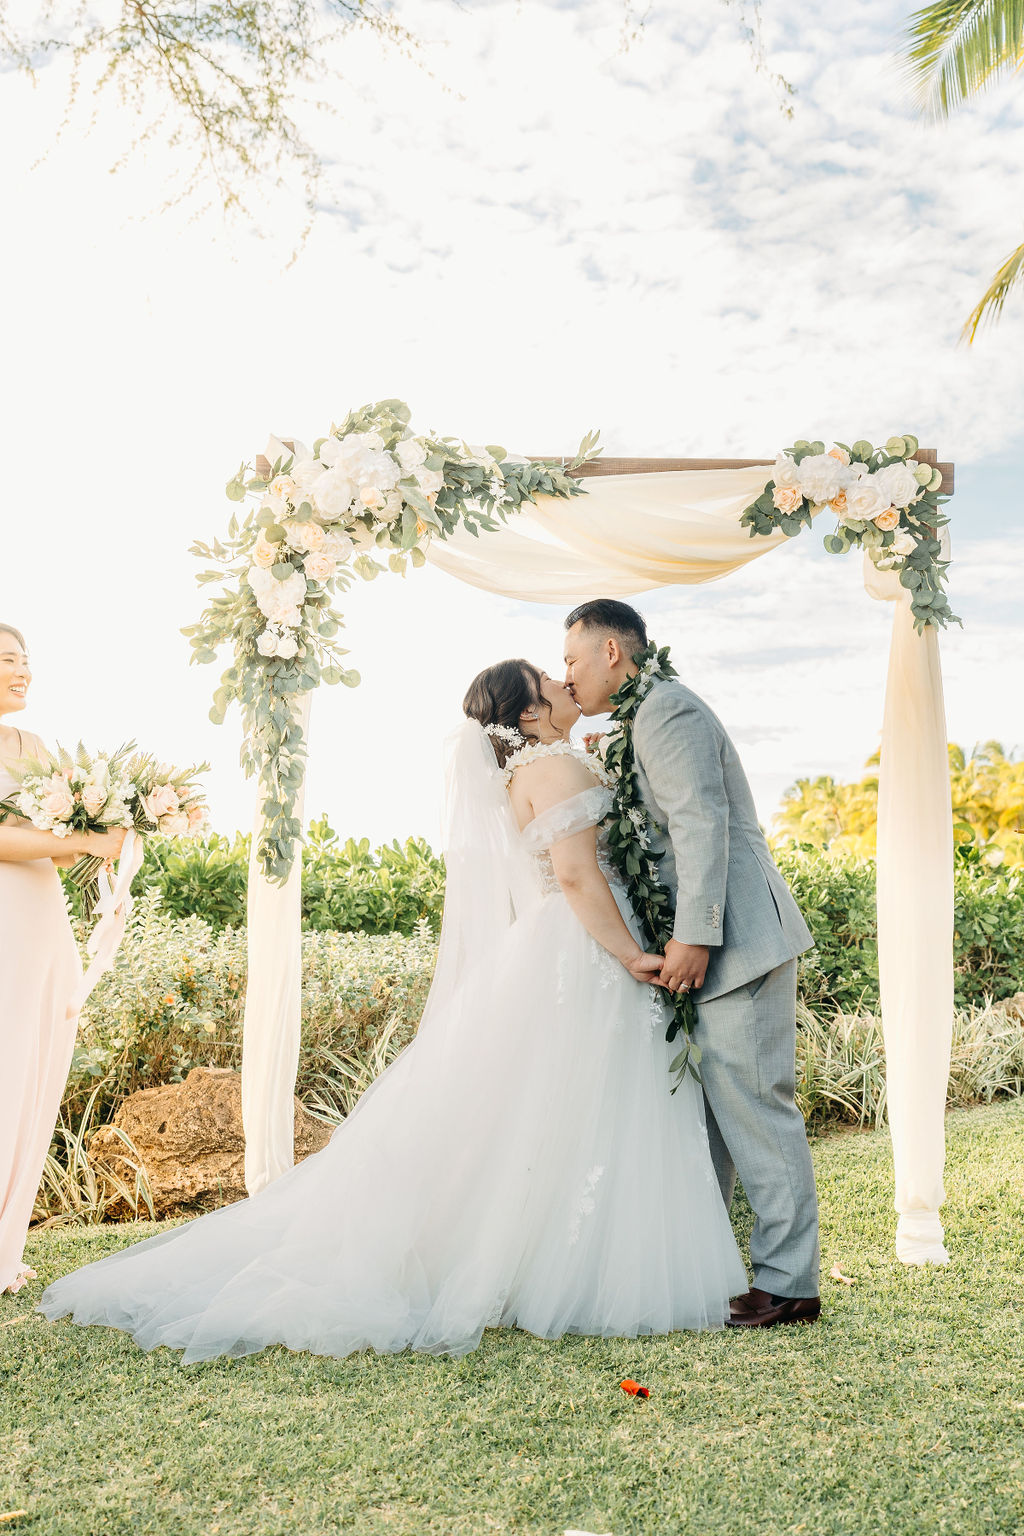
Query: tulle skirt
xmin=40 ymin=887 xmax=748 ymax=1361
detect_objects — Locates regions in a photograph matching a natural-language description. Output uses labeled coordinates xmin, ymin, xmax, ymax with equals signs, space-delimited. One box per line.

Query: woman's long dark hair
xmin=463 ymin=659 xmax=550 ymax=768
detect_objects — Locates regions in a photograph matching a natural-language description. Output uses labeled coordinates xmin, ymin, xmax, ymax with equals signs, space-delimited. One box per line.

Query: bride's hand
xmin=75 ymin=827 xmax=128 ymax=860
xmin=623 ymin=950 xmax=668 ymax=986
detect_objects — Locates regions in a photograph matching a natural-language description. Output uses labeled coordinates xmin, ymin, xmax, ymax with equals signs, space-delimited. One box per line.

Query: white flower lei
xmin=500 ymin=738 xmax=616 ymax=790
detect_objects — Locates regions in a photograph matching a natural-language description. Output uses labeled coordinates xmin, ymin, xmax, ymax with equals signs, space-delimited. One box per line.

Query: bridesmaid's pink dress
xmin=0 ymin=733 xmax=82 ymax=1293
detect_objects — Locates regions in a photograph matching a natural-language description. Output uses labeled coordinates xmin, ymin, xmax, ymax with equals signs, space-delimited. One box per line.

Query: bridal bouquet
xmin=0 ymin=744 xmax=208 ymax=917
xmin=739 ymin=434 xmax=958 ymax=631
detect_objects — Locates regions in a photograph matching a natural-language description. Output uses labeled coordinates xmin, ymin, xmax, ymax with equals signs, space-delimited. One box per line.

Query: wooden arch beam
xmin=530 ymin=450 xmax=954 ymax=496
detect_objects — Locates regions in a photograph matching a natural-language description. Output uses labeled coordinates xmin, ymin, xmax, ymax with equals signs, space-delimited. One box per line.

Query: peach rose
xmin=829 ymin=490 xmax=848 ymax=514
xmin=304 ymin=551 xmax=337 ymax=583
xmin=772 ymin=485 xmax=804 ymax=513
xmin=41 ymin=778 xmax=76 ymax=821
xmin=873 ymin=506 xmax=900 ymax=531
xmin=828 ymin=447 xmax=851 ymax=465
xmin=360 ymin=486 xmax=381 ymax=507
xmin=252 ymin=534 xmax=277 ymax=569
xmin=147 ymin=783 xmax=180 ymax=819
xmin=82 ymin=783 xmax=108 ymax=817
xmin=187 ymin=804 xmax=207 ymax=833
xmin=160 ymin=811 xmax=190 ymax=837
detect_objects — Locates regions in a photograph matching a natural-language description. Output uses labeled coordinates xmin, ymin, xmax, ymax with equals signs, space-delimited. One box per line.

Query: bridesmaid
xmin=0 ymin=623 xmax=125 ymax=1294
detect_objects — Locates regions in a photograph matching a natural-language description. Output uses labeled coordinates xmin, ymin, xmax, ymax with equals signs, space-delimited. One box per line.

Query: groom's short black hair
xmin=564 ymin=600 xmax=648 ymax=655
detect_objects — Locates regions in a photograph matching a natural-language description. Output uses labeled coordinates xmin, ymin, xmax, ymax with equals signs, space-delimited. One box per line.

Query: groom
xmin=564 ymin=599 xmax=821 ymax=1328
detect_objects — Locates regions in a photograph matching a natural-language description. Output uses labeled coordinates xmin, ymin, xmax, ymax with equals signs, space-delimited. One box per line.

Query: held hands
xmin=659 ymin=939 xmax=710 ymax=994
xmin=622 ymin=949 xmax=670 ymax=987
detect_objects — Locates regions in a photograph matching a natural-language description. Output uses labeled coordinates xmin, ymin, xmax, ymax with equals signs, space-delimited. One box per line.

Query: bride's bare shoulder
xmin=507 ymin=746 xmax=595 ymax=818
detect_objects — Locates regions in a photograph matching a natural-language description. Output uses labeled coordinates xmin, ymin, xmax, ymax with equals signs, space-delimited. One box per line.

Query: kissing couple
xmin=40 ymin=600 xmax=821 ymax=1359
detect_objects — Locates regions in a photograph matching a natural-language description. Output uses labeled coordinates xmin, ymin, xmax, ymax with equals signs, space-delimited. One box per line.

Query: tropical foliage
xmin=774 ymin=741 xmax=1024 ymax=866
xmin=902 ymin=0 xmax=1024 ymax=337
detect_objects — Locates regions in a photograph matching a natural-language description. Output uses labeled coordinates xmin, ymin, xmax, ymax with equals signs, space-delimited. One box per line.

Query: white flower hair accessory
xmin=484 ymin=723 xmax=526 ymax=747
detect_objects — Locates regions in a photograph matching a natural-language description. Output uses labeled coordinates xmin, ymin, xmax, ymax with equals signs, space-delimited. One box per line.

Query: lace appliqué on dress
xmin=568 ymin=1165 xmax=606 ymax=1246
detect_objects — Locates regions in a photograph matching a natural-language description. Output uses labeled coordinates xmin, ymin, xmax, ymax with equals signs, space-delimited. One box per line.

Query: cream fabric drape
xmin=428 ymin=466 xmax=955 ymax=1263
xmin=242 ymin=691 xmax=311 ymax=1197
xmin=865 ymin=555 xmax=954 ymax=1264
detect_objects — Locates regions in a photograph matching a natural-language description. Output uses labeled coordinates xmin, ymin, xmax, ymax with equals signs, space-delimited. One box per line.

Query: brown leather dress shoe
xmin=726 ymin=1286 xmax=821 ymax=1328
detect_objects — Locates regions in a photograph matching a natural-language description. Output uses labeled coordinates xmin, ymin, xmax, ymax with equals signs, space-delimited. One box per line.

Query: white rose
xmin=379 ymin=490 xmax=405 ymax=523
xmin=269 ymin=475 xmax=297 ymax=503
xmin=795 ymin=452 xmax=850 ymax=506
xmin=362 ymin=449 xmax=400 ymax=493
xmin=843 ymin=474 xmax=890 ymax=524
xmin=275 ymin=632 xmax=299 ymax=659
xmin=256 ymin=629 xmax=279 ymax=656
xmin=772 ymin=454 xmax=800 ymax=488
xmin=324 ymin=532 xmax=355 ymax=562
xmin=414 ymin=466 xmax=445 ymax=497
xmin=892 ymin=531 xmax=916 ymax=557
xmin=317 ymin=436 xmax=343 ymax=468
xmin=873 ymin=460 xmax=921 ymax=510
xmin=310 ymin=468 xmax=357 ymax=522
xmin=246 ymin=565 xmax=275 ymax=600
xmin=363 ymin=431 xmax=385 ymax=451
xmin=396 ymin=437 xmax=427 ymax=470
xmin=290 ymin=457 xmax=322 ymax=493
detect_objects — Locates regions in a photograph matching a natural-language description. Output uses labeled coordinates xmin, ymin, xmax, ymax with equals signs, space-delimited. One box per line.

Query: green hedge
xmin=776 ymin=844 xmax=1024 ymax=1013
xmin=63 ymin=831 xmax=1024 ymax=1013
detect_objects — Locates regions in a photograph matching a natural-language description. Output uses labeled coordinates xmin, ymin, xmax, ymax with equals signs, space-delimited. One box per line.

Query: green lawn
xmin=2 ymin=1101 xmax=1023 ymax=1536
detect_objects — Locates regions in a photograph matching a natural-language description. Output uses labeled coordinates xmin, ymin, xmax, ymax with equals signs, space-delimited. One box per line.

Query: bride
xmin=40 ymin=661 xmax=747 ymax=1361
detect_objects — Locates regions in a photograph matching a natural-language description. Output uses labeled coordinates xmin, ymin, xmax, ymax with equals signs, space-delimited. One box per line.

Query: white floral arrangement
xmin=0 ymin=744 xmax=208 ymax=916
xmin=186 ymin=399 xmax=600 ymax=882
xmin=740 ymin=434 xmax=958 ymax=632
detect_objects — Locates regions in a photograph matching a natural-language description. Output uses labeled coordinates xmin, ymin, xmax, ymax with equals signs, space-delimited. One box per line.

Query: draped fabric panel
xmin=427 ymin=467 xmax=955 ymax=1263
xmin=242 ymin=691 xmax=311 ymax=1197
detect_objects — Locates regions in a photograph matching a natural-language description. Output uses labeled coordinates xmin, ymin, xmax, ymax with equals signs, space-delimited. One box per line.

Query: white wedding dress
xmin=40 ymin=726 xmax=747 ymax=1362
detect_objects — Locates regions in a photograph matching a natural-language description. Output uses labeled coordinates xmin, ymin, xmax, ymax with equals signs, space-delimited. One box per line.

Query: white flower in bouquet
xmin=290 ymin=457 xmax=322 ymax=494
xmin=414 ymin=465 xmax=445 ymax=498
xmin=795 ymin=453 xmax=851 ymax=506
xmin=252 ymin=534 xmax=278 ymax=569
xmin=323 ymin=531 xmax=355 ymax=562
xmin=872 ymin=460 xmax=921 ymax=510
xmin=310 ymin=467 xmax=358 ymax=522
xmin=275 ymin=632 xmax=299 ymax=659
xmin=256 ymin=629 xmax=279 ymax=657
xmin=378 ymin=490 xmax=405 ymax=523
xmin=842 ymin=474 xmax=890 ymax=524
xmin=396 ymin=437 xmax=428 ymax=471
xmin=269 ymin=474 xmax=297 ymax=503
xmin=284 ymin=517 xmax=325 ymax=553
xmin=892 ymin=530 xmax=916 ymax=557
xmin=772 ymin=453 xmax=800 ymax=488
xmin=247 ymin=565 xmax=307 ymax=627
xmin=260 ymin=491 xmax=290 ymax=521
xmin=303 ymin=550 xmax=336 ymax=583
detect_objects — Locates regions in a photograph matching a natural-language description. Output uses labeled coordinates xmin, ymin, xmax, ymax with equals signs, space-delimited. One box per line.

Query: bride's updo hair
xmin=463 ymin=659 xmax=547 ymax=769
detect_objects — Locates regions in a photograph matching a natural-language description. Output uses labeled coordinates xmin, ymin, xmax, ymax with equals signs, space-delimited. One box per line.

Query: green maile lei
xmin=599 ymin=642 xmax=701 ymax=1093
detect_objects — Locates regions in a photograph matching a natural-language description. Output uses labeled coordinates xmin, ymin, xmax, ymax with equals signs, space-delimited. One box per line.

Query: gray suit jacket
xmin=632 ymin=679 xmax=813 ymax=1001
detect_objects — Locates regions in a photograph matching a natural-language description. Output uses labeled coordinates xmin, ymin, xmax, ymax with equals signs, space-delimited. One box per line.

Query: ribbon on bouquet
xmin=66 ymin=828 xmax=145 ymax=1018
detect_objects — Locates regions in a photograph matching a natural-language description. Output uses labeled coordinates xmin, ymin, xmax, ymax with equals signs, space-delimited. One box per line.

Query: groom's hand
xmin=659 ymin=940 xmax=709 ymax=994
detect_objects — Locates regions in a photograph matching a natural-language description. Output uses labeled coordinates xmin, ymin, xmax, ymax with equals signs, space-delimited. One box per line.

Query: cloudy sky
xmin=2 ymin=0 xmax=1022 ymax=846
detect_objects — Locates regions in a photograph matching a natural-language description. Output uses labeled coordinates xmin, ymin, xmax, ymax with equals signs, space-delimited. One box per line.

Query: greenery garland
xmin=185 ymin=399 xmax=600 ymax=882
xmin=739 ymin=433 xmax=959 ymax=633
xmin=600 ymin=643 xmax=701 ymax=1092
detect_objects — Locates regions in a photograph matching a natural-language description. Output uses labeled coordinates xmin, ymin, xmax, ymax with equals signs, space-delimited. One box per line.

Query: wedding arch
xmin=188 ymin=403 xmax=957 ymax=1267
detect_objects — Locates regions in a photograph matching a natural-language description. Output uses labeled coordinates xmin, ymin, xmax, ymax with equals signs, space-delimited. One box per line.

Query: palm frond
xmin=962 ymin=238 xmax=1024 ymax=340
xmin=902 ymin=0 xmax=1024 ymax=117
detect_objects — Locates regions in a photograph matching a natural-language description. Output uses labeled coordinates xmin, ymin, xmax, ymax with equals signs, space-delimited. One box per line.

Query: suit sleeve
xmin=634 ymin=691 xmax=728 ymax=947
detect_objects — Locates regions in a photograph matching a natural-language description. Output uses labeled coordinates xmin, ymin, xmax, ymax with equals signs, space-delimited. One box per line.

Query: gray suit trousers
xmin=696 ymin=957 xmax=820 ymax=1298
